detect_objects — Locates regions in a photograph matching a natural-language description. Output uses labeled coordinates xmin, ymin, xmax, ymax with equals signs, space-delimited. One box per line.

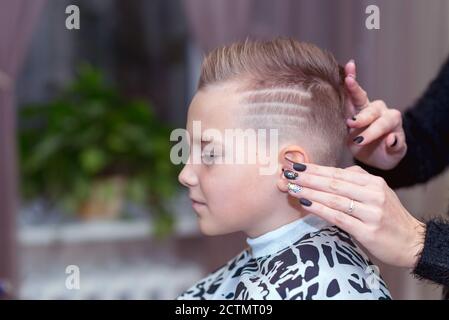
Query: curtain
xmin=0 ymin=0 xmax=46 ymax=298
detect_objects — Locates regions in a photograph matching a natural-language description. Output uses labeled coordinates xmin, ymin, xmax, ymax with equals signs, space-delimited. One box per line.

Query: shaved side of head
xmin=198 ymin=38 xmax=347 ymax=166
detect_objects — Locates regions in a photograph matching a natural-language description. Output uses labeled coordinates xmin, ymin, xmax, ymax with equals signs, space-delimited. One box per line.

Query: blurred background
xmin=0 ymin=0 xmax=448 ymax=299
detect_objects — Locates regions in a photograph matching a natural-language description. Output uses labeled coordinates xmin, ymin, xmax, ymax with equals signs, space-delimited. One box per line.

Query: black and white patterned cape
xmin=178 ymin=215 xmax=391 ymax=300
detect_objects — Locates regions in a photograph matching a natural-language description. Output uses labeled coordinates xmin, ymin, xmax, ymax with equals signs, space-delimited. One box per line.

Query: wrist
xmin=408 ymin=219 xmax=426 ymax=268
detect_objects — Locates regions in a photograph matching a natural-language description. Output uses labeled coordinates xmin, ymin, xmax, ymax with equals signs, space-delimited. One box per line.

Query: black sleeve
xmin=355 ymin=57 xmax=449 ymax=189
xmin=413 ymin=218 xmax=449 ymax=287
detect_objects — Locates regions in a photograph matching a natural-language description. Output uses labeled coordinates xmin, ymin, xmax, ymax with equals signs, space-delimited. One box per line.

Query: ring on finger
xmin=346 ymin=199 xmax=355 ymax=215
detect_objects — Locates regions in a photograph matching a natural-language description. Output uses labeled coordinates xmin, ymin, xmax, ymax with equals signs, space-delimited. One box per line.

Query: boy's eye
xmin=201 ymin=149 xmax=221 ymax=165
xmin=201 ymin=150 xmax=215 ymax=159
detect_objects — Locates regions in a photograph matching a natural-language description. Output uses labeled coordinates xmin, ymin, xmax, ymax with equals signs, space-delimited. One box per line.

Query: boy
xmin=177 ymin=38 xmax=391 ymax=299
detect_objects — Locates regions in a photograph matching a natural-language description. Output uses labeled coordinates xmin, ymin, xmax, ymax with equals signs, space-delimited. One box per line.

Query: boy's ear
xmin=276 ymin=145 xmax=310 ymax=192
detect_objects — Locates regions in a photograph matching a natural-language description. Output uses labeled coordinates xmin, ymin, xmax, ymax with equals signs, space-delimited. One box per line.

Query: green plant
xmin=19 ymin=64 xmax=181 ymax=236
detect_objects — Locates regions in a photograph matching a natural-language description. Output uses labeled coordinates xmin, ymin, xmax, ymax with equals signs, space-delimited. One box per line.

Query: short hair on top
xmin=197 ymin=37 xmax=348 ymax=166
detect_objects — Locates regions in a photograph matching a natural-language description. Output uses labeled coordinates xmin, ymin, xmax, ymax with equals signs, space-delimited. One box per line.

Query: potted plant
xmin=18 ymin=64 xmax=181 ymax=236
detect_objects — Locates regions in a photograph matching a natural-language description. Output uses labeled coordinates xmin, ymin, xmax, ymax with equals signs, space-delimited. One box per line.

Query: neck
xmin=244 ymin=194 xmax=307 ymax=238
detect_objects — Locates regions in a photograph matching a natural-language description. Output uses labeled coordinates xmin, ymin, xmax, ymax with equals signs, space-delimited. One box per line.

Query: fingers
xmin=385 ymin=132 xmax=397 ymax=148
xmin=345 ymin=75 xmax=369 ymax=109
xmin=286 ymin=171 xmax=376 ymax=204
xmin=346 ymin=165 xmax=367 ymax=173
xmin=350 ymin=108 xmax=402 ymax=146
xmin=289 ymin=162 xmax=373 ymax=186
xmin=289 ymin=185 xmax=372 ymax=222
xmin=345 ymin=59 xmax=356 ymax=79
xmin=385 ymin=132 xmax=407 ymax=153
xmin=293 ymin=194 xmax=366 ymax=239
xmin=346 ymin=100 xmax=387 ymax=129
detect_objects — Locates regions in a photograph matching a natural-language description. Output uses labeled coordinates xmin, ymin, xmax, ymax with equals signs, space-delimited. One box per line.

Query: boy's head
xmin=179 ymin=38 xmax=347 ymax=237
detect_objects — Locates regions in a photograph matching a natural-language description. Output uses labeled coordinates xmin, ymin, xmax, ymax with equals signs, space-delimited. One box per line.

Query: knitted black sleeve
xmin=413 ymin=218 xmax=449 ymax=287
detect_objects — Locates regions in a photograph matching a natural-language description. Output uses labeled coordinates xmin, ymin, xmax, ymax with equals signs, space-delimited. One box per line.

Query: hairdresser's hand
xmin=344 ymin=60 xmax=407 ymax=170
xmin=285 ymin=163 xmax=426 ymax=268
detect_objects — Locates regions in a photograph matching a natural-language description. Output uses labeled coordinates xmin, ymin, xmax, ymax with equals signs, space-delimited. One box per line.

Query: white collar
xmin=246 ymin=215 xmax=331 ymax=258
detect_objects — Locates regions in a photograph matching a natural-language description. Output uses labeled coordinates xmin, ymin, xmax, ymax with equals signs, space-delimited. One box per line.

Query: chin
xmin=198 ymin=220 xmax=228 ymax=236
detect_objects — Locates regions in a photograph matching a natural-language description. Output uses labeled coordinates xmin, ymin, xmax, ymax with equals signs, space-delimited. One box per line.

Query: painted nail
xmin=284 ymin=170 xmax=298 ymax=180
xmin=293 ymin=163 xmax=307 ymax=172
xmin=299 ymin=198 xmax=312 ymax=207
xmin=390 ymin=136 xmax=398 ymax=147
xmin=287 ymin=182 xmax=302 ymax=193
xmin=353 ymin=136 xmax=364 ymax=144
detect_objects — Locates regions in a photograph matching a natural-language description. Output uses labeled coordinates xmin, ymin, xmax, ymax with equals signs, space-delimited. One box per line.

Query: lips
xmin=190 ymin=197 xmax=206 ymax=211
xmin=190 ymin=198 xmax=206 ymax=205
xmin=189 ymin=195 xmax=206 ymax=206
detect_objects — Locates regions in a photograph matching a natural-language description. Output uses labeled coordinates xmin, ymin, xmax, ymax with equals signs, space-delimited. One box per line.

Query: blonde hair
xmin=198 ymin=38 xmax=347 ymax=166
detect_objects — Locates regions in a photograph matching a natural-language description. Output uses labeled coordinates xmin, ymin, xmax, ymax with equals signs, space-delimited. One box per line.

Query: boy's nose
xmin=178 ymin=163 xmax=199 ymax=188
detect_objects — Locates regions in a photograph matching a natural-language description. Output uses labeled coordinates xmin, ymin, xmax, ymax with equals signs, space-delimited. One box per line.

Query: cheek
xmin=201 ymin=165 xmax=273 ymax=226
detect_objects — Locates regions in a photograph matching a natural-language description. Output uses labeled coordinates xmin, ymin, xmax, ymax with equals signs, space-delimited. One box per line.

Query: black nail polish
xmin=283 ymin=170 xmax=298 ymax=180
xmin=351 ymin=116 xmax=357 ymax=121
xmin=293 ymin=163 xmax=307 ymax=172
xmin=299 ymin=198 xmax=312 ymax=207
xmin=353 ymin=136 xmax=364 ymax=144
xmin=391 ymin=136 xmax=398 ymax=147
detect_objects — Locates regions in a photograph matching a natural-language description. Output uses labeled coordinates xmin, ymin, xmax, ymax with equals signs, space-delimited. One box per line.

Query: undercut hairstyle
xmin=197 ymin=38 xmax=348 ymax=166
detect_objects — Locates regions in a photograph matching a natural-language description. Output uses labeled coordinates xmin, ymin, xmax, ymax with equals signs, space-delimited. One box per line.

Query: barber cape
xmin=177 ymin=215 xmax=391 ymax=300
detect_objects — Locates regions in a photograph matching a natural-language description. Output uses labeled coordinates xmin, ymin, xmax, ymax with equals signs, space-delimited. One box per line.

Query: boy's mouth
xmin=189 ymin=196 xmax=207 ymax=208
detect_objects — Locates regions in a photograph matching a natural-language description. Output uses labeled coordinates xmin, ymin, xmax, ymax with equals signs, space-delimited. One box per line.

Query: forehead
xmin=187 ymin=83 xmax=243 ymax=133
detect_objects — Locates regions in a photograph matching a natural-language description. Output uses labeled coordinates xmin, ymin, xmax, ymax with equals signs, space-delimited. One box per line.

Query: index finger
xmin=345 ymin=60 xmax=356 ymax=79
xmin=345 ymin=76 xmax=370 ymax=109
xmin=291 ymin=162 xmax=374 ymax=187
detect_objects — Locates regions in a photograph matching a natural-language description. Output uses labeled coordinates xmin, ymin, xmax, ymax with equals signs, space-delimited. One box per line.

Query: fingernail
xmin=287 ymin=182 xmax=302 ymax=193
xmin=353 ymin=136 xmax=364 ymax=144
xmin=348 ymin=59 xmax=355 ymax=64
xmin=284 ymin=170 xmax=298 ymax=180
xmin=390 ymin=136 xmax=398 ymax=147
xmin=299 ymin=198 xmax=312 ymax=207
xmin=293 ymin=163 xmax=307 ymax=172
